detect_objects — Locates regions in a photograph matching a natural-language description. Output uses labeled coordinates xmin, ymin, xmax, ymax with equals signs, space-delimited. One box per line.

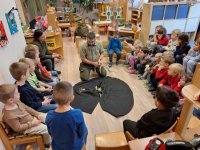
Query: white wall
xmin=0 ymin=0 xmax=26 ymax=148
xmin=0 ymin=0 xmax=26 ymax=84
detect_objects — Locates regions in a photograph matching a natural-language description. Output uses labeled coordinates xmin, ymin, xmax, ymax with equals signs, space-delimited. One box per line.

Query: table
xmin=93 ymin=20 xmax=112 ymax=26
xmin=128 ymin=126 xmax=200 ymax=150
xmin=128 ymin=132 xmax=182 ymax=150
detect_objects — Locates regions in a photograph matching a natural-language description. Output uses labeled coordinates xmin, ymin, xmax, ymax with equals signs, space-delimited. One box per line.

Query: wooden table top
xmin=108 ymin=27 xmax=135 ymax=34
xmin=128 ymin=126 xmax=200 ymax=150
xmin=128 ymin=132 xmax=182 ymax=150
xmin=182 ymin=84 xmax=200 ymax=108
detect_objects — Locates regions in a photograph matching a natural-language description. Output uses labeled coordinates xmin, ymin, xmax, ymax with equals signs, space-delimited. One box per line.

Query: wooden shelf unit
xmin=107 ymin=27 xmax=139 ymax=44
xmin=45 ymin=31 xmax=63 ymax=57
xmin=131 ymin=9 xmax=142 ymax=25
xmin=24 ymin=31 xmax=64 ymax=58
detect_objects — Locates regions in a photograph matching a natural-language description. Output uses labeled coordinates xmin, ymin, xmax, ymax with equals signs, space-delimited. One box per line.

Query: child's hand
xmin=188 ymin=48 xmax=194 ymax=53
xmin=42 ymin=98 xmax=50 ymax=105
xmin=51 ymin=77 xmax=57 ymax=82
xmin=154 ymin=64 xmax=159 ymax=69
xmin=158 ymin=84 xmax=163 ymax=87
xmin=178 ymin=80 xmax=185 ymax=87
xmin=47 ymin=86 xmax=52 ymax=90
xmin=98 ymin=58 xmax=102 ymax=65
xmin=158 ymin=65 xmax=164 ymax=71
xmin=123 ymin=40 xmax=128 ymax=46
xmin=32 ymin=117 xmax=41 ymax=127
xmin=37 ymin=114 xmax=44 ymax=122
xmin=194 ymin=91 xmax=200 ymax=100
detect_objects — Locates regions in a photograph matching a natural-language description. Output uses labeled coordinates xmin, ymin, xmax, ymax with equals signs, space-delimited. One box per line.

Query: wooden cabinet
xmin=45 ymin=31 xmax=63 ymax=57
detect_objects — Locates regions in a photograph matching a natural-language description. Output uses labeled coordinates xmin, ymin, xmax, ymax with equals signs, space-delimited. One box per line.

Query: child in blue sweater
xmin=107 ymin=31 xmax=122 ymax=67
xmin=9 ymin=62 xmax=57 ymax=113
xmin=46 ymin=81 xmax=88 ymax=150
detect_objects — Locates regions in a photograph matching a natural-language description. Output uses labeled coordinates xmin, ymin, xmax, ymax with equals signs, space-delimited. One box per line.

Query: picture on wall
xmin=0 ymin=21 xmax=8 ymax=48
xmin=5 ymin=12 xmax=18 ymax=35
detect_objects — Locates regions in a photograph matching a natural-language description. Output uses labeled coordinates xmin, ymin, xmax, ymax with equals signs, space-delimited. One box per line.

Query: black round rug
xmin=71 ymin=76 xmax=134 ymax=117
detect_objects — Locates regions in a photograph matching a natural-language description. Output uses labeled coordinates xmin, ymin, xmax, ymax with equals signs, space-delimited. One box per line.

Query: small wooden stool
xmin=95 ymin=132 xmax=129 ymax=150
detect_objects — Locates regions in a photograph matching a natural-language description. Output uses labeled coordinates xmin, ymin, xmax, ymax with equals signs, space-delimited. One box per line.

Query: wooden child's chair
xmin=0 ymin=121 xmax=45 ymax=150
xmin=95 ymin=131 xmax=129 ymax=150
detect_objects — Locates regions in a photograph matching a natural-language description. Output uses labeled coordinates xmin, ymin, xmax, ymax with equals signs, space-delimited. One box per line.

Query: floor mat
xmin=71 ymin=76 xmax=134 ymax=117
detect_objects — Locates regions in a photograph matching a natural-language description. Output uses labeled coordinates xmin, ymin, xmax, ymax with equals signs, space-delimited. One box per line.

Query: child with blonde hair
xmin=19 ymin=58 xmax=53 ymax=93
xmin=128 ymin=43 xmax=143 ymax=74
xmin=123 ymin=39 xmax=143 ymax=65
xmin=25 ymin=44 xmax=60 ymax=86
xmin=142 ymin=53 xmax=162 ymax=80
xmin=163 ymin=29 xmax=181 ymax=51
xmin=9 ymin=62 xmax=57 ymax=112
xmin=159 ymin=63 xmax=185 ymax=96
xmin=148 ymin=56 xmax=174 ymax=91
xmin=0 ymin=84 xmax=51 ymax=148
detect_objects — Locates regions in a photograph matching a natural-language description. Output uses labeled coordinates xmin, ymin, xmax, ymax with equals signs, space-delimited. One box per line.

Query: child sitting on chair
xmin=0 ymin=84 xmax=51 ymax=148
xmin=46 ymin=81 xmax=88 ymax=150
xmin=19 ymin=58 xmax=53 ymax=94
xmin=107 ymin=31 xmax=122 ymax=67
xmin=24 ymin=44 xmax=60 ymax=86
xmin=123 ymin=87 xmax=179 ymax=138
xmin=9 ymin=62 xmax=57 ymax=112
xmin=159 ymin=63 xmax=185 ymax=97
xmin=183 ymin=38 xmax=200 ymax=79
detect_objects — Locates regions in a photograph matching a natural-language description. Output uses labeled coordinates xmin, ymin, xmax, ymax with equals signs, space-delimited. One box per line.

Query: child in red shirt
xmin=148 ymin=56 xmax=174 ymax=92
xmin=159 ymin=63 xmax=184 ymax=96
xmin=153 ymin=27 xmax=169 ymax=54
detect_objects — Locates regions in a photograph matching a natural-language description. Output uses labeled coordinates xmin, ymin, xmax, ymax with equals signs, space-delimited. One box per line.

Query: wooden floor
xmin=56 ymin=36 xmax=156 ymax=150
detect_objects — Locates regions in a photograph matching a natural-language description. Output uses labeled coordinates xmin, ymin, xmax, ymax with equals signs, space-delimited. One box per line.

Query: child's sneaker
xmin=128 ymin=67 xmax=133 ymax=70
xmin=108 ymin=62 xmax=112 ymax=68
xmin=116 ymin=61 xmax=119 ymax=65
xmin=138 ymin=74 xmax=143 ymax=80
xmin=148 ymin=86 xmax=155 ymax=92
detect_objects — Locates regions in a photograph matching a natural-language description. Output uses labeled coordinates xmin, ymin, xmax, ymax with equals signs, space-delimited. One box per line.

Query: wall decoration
xmin=0 ymin=21 xmax=8 ymax=48
xmin=5 ymin=12 xmax=18 ymax=35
